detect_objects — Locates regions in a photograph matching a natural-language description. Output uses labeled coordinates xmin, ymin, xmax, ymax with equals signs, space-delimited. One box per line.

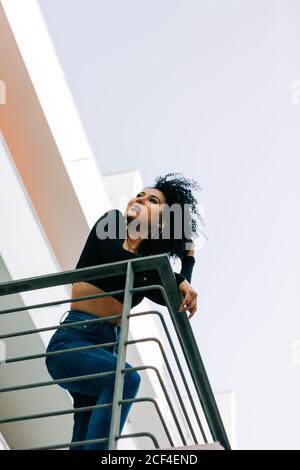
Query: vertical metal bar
xmin=108 ymin=261 xmax=134 ymax=450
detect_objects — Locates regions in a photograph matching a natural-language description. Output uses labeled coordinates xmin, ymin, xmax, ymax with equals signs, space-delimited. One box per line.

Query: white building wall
xmin=0 ymin=0 xmax=235 ymax=450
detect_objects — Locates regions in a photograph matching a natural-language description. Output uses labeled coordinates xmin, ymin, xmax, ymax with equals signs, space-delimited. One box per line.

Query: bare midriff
xmin=70 ymin=281 xmax=123 ymax=325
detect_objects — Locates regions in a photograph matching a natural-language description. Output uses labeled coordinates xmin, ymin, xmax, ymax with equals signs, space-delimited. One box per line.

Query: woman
xmin=45 ymin=172 xmax=202 ymax=450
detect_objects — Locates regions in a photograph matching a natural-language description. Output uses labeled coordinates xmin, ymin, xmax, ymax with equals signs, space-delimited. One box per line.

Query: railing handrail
xmin=0 ymin=253 xmax=174 ymax=296
xmin=0 ymin=253 xmax=231 ymax=450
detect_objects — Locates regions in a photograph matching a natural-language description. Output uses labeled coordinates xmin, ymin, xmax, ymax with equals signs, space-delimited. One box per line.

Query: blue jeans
xmin=45 ymin=309 xmax=141 ymax=450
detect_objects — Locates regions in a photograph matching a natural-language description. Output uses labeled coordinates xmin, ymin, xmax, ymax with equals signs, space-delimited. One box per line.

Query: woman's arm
xmin=140 ymin=250 xmax=196 ymax=306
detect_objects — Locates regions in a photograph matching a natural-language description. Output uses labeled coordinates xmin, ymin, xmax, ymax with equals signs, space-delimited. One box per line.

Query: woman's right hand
xmin=178 ymin=280 xmax=198 ymax=320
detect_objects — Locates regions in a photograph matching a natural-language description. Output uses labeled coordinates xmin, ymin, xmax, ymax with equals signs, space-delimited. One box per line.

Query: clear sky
xmin=38 ymin=0 xmax=300 ymax=449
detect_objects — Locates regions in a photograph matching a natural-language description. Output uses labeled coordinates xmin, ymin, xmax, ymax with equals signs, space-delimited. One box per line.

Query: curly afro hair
xmin=137 ymin=172 xmax=206 ymax=260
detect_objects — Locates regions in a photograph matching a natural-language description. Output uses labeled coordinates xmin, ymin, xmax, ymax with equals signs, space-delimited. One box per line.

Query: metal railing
xmin=0 ymin=253 xmax=231 ymax=450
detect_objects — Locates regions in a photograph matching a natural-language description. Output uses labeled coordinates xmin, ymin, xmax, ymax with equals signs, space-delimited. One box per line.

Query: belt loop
xmin=59 ymin=310 xmax=69 ymax=324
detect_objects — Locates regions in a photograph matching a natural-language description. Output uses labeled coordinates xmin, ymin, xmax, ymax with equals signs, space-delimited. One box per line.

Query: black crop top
xmin=73 ymin=209 xmax=195 ymax=307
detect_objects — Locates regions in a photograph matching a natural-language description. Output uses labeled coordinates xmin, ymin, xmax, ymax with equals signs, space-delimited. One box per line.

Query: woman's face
xmin=125 ymin=188 xmax=166 ymax=237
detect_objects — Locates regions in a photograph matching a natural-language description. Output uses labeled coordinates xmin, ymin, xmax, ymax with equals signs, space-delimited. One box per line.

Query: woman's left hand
xmin=178 ymin=279 xmax=198 ymax=320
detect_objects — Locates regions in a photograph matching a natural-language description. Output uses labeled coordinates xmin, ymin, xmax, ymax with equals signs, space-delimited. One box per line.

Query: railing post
xmin=108 ymin=261 xmax=134 ymax=450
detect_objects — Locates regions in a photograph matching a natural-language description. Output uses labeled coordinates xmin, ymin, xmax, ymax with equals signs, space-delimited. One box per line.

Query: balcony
xmin=0 ymin=253 xmax=231 ymax=450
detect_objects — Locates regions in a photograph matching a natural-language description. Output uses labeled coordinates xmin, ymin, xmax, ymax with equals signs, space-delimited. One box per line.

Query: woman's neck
xmin=123 ymin=235 xmax=141 ymax=253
